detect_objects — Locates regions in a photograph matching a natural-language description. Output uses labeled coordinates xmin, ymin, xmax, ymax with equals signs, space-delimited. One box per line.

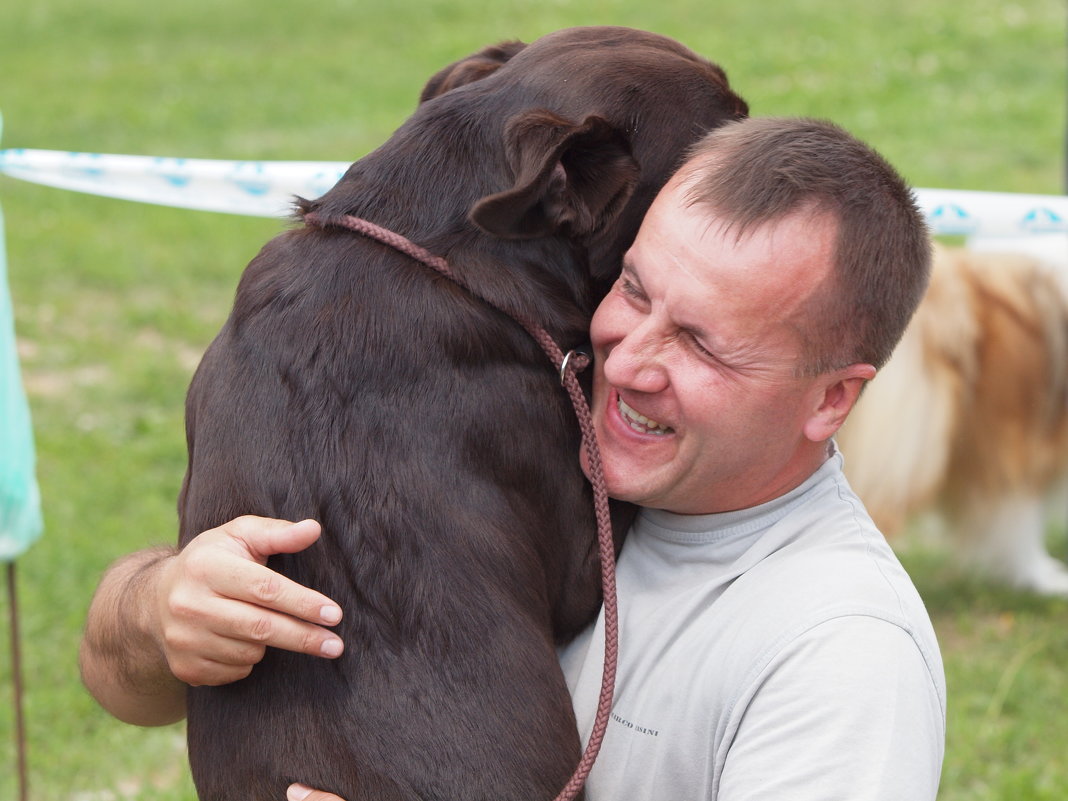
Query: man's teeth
xmin=617 ymin=396 xmax=672 ymax=435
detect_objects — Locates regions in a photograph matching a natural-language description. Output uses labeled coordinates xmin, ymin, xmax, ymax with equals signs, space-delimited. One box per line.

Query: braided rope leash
xmin=303 ymin=212 xmax=619 ymax=801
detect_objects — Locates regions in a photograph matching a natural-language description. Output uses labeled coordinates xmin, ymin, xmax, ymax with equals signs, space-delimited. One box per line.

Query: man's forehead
xmin=665 ymin=156 xmax=839 ymax=245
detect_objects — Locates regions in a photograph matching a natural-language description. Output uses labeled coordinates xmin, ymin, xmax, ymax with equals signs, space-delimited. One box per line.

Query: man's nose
xmin=602 ymin=325 xmax=669 ymax=394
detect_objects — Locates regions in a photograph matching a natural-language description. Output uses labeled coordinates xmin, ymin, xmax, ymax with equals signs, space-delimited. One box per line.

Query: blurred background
xmin=0 ymin=1 xmax=1065 ymax=798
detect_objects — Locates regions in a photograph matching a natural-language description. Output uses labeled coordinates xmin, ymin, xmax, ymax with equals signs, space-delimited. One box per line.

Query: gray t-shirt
xmin=559 ymin=445 xmax=946 ymax=800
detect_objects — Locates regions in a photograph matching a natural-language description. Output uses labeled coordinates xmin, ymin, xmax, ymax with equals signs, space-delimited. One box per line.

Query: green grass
xmin=897 ymin=527 xmax=1068 ymax=801
xmin=0 ymin=0 xmax=1066 ymax=797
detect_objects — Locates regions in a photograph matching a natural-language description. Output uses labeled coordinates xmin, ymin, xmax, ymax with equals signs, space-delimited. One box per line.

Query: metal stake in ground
xmin=6 ymin=561 xmax=29 ymax=801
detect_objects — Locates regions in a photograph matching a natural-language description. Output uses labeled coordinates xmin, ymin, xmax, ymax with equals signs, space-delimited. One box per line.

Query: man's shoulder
xmin=709 ymin=466 xmax=938 ymax=660
xmin=738 ymin=494 xmax=928 ymax=632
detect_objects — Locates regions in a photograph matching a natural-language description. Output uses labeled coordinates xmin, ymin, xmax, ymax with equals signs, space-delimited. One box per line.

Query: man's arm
xmin=79 ymin=516 xmax=346 ymax=726
xmin=79 ymin=545 xmax=187 ymax=725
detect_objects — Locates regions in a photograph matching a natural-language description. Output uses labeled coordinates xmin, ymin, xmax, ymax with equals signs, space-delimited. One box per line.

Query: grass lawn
xmin=1 ymin=0 xmax=1066 ymax=798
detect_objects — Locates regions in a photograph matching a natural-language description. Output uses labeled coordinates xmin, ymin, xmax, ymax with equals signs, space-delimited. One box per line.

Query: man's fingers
xmin=206 ymin=551 xmax=342 ymax=628
xmin=165 ymin=603 xmax=344 ymax=685
xmin=172 ymin=652 xmax=256 ymax=687
xmin=287 ymin=784 xmax=347 ymax=801
xmin=158 ymin=516 xmax=345 ymax=679
xmin=178 ymin=529 xmax=342 ymax=627
xmin=223 ymin=516 xmax=324 ymax=561
xmin=219 ymin=518 xmax=344 ymax=626
xmin=169 ymin=588 xmax=344 ymax=659
xmin=224 ymin=598 xmax=345 ymax=659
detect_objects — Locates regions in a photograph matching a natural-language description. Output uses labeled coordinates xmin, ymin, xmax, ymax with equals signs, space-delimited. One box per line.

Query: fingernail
xmin=320 ymin=605 xmax=342 ymax=625
xmin=320 ymin=638 xmax=343 ymax=658
xmin=287 ymin=784 xmax=312 ymax=801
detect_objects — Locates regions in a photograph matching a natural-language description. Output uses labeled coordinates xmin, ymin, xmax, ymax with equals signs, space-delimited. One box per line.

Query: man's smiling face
xmin=587 ymin=170 xmax=857 ymax=515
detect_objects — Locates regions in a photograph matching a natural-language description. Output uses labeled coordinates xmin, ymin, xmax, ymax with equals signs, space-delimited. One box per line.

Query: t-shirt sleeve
xmin=717 ymin=615 xmax=945 ymax=801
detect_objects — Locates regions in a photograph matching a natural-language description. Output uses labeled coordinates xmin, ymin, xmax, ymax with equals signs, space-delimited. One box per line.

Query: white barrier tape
xmin=1 ymin=147 xmax=1067 ymax=236
xmin=917 ymin=187 xmax=1068 ymax=238
xmin=0 ymin=148 xmax=349 ymax=218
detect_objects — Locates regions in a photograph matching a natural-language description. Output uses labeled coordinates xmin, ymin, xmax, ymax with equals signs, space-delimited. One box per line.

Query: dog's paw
xmin=1009 ymin=553 xmax=1068 ymax=598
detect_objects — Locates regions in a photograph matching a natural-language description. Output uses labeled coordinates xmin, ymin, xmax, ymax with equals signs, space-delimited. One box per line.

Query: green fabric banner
xmin=0 ymin=201 xmax=43 ymax=561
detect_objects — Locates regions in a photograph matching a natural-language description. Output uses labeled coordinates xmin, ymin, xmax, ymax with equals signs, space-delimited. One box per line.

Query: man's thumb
xmin=229 ymin=516 xmax=323 ymax=561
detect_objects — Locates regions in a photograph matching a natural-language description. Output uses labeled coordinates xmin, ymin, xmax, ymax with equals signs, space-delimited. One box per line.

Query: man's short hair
xmin=679 ymin=116 xmax=931 ymax=374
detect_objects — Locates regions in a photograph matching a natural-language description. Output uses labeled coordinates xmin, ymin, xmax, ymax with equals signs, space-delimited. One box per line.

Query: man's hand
xmin=80 ymin=515 xmax=344 ymax=726
xmin=157 ymin=516 xmax=345 ymax=686
xmin=288 ymin=784 xmax=347 ymax=801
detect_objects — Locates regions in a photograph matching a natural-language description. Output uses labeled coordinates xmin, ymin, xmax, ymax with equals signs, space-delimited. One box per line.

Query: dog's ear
xmin=470 ymin=111 xmax=639 ymax=241
xmin=419 ymin=40 xmax=527 ymax=103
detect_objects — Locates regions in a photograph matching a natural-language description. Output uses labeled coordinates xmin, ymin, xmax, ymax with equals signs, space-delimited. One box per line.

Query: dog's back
xmin=178 ymin=27 xmax=747 ymax=800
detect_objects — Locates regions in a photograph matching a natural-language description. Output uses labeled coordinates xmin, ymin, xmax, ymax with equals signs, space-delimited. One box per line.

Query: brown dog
xmin=839 ymin=243 xmax=1068 ymax=595
xmin=178 ymin=27 xmax=747 ymax=800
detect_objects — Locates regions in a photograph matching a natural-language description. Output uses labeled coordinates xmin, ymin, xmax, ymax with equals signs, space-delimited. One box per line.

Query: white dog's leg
xmin=958 ymin=493 xmax=1068 ymax=597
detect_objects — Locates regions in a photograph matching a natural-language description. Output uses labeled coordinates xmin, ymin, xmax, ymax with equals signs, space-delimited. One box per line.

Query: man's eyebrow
xmin=619 ymin=258 xmax=640 ymax=282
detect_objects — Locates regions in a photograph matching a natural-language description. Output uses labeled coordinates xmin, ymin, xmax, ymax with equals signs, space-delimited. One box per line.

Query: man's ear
xmin=469 ymin=110 xmax=639 ymax=241
xmin=418 ymin=40 xmax=527 ymax=103
xmin=802 ymin=363 xmax=877 ymax=443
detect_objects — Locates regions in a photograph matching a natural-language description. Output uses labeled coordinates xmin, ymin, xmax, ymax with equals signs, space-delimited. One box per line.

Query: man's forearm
xmin=79 ymin=546 xmax=188 ymax=726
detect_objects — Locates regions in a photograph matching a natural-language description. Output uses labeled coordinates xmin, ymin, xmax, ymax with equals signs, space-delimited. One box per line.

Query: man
xmin=80 ymin=117 xmax=945 ymax=800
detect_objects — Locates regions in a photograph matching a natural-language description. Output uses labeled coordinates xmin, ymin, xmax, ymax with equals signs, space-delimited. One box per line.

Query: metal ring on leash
xmin=559 ymin=349 xmax=585 ymax=384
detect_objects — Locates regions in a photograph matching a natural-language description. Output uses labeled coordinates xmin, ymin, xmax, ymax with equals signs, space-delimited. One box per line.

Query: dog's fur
xmin=177 ymin=27 xmax=747 ymax=800
xmin=838 ymin=243 xmax=1068 ymax=595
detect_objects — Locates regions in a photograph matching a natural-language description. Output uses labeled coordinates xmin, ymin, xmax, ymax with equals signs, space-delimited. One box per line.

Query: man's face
xmin=589 ymin=173 xmax=843 ymax=515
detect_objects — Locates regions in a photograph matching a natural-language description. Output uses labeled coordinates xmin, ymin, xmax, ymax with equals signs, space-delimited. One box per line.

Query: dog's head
xmin=306 ymin=28 xmax=747 ymax=295
xmin=417 ymin=27 xmax=749 ymax=284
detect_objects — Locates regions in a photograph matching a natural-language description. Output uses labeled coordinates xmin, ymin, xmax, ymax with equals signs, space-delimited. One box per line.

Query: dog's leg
xmin=955 ymin=491 xmax=1068 ymax=597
